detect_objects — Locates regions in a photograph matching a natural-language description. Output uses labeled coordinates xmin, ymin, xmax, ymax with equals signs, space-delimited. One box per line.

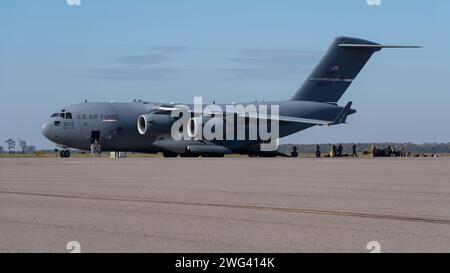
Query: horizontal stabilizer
xmin=338 ymin=44 xmax=421 ymax=49
xmin=330 ymin=101 xmax=353 ymax=125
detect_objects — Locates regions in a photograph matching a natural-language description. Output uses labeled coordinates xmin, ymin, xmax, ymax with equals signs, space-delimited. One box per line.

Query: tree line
xmin=1 ymin=138 xmax=36 ymax=154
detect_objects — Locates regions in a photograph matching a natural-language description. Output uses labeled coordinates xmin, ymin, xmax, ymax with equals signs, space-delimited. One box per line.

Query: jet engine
xmin=186 ymin=116 xmax=202 ymax=139
xmin=186 ymin=116 xmax=222 ymax=139
xmin=187 ymin=115 xmax=233 ymax=140
xmin=137 ymin=113 xmax=176 ymax=135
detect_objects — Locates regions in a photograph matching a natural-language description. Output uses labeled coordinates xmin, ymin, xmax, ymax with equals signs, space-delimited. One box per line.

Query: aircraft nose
xmin=41 ymin=120 xmax=53 ymax=140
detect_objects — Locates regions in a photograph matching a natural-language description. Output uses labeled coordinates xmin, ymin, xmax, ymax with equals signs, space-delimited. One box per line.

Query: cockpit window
xmin=51 ymin=112 xmax=72 ymax=119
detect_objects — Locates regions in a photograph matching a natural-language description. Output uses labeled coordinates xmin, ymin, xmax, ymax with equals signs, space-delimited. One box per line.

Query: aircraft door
xmin=91 ymin=130 xmax=100 ymax=144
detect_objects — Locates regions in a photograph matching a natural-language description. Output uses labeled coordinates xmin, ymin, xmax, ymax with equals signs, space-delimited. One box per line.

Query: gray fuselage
xmin=41 ymin=100 xmax=347 ymax=154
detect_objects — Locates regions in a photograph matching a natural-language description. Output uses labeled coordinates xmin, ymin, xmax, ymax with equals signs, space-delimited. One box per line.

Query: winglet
xmin=331 ymin=101 xmax=353 ymax=125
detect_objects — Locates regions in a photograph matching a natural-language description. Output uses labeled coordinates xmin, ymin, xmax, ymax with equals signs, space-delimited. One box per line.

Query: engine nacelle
xmin=187 ymin=116 xmax=228 ymax=140
xmin=137 ymin=113 xmax=176 ymax=136
xmin=186 ymin=116 xmax=202 ymax=139
xmin=187 ymin=144 xmax=232 ymax=154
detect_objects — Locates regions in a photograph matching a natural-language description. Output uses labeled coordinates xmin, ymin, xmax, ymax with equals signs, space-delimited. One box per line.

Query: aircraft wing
xmin=238 ymin=113 xmax=332 ymax=125
xmin=152 ymin=101 xmax=354 ymax=126
xmin=153 ymin=105 xmax=191 ymax=112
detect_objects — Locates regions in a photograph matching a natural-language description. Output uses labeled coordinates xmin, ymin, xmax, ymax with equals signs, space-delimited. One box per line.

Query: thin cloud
xmin=90 ymin=68 xmax=180 ymax=81
xmin=150 ymin=46 xmax=189 ymax=54
xmin=117 ymin=54 xmax=169 ymax=66
xmin=229 ymin=49 xmax=322 ymax=69
xmin=116 ymin=46 xmax=189 ymax=67
xmin=221 ymin=68 xmax=310 ymax=80
xmin=90 ymin=47 xmax=321 ymax=81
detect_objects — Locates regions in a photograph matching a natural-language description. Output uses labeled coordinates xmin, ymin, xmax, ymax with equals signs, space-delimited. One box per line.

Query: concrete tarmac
xmin=1 ymin=157 xmax=450 ymax=252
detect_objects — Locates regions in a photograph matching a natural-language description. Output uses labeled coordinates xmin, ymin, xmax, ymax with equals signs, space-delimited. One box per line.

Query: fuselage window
xmin=66 ymin=113 xmax=73 ymax=119
xmin=54 ymin=121 xmax=61 ymax=126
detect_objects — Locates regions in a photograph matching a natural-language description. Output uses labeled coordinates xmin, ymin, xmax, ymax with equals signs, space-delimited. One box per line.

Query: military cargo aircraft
xmin=41 ymin=37 xmax=419 ymax=158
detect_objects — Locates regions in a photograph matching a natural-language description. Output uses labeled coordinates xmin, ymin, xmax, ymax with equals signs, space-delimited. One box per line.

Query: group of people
xmin=370 ymin=144 xmax=407 ymax=157
xmin=326 ymin=144 xmax=358 ymax=158
xmin=290 ymin=144 xmax=359 ymax=158
xmin=290 ymin=144 xmax=413 ymax=158
xmin=90 ymin=140 xmax=102 ymax=157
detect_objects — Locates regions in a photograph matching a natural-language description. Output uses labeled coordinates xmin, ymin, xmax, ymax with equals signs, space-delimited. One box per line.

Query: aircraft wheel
xmin=60 ymin=150 xmax=70 ymax=158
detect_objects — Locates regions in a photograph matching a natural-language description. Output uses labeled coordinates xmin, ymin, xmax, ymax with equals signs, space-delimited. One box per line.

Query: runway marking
xmin=1 ymin=189 xmax=450 ymax=225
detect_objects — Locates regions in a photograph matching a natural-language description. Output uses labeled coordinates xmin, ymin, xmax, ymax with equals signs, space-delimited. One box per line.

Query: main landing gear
xmin=59 ymin=150 xmax=71 ymax=158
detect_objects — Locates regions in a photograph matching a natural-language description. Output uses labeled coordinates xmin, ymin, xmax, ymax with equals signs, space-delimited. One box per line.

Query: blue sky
xmin=1 ymin=0 xmax=449 ymax=149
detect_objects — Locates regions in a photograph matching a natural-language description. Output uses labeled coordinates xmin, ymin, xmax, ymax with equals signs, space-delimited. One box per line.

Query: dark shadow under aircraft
xmin=41 ymin=37 xmax=419 ymax=157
